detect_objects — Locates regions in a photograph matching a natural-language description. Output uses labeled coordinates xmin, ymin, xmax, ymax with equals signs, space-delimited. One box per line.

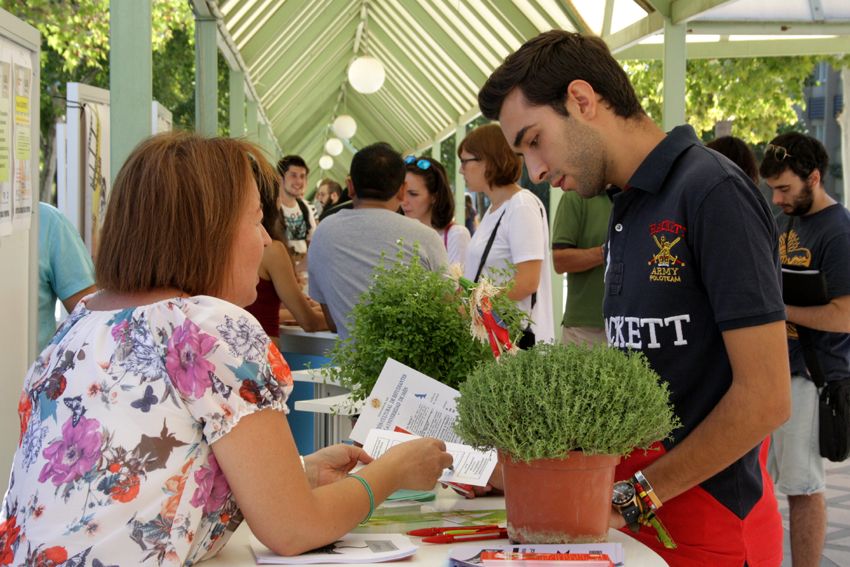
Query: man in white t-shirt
xmin=276 ymin=155 xmax=317 ymax=257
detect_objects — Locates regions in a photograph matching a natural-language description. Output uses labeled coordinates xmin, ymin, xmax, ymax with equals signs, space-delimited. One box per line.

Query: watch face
xmin=612 ymin=481 xmax=635 ymax=506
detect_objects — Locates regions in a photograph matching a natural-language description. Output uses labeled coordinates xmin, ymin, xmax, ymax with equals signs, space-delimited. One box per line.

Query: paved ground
xmin=778 ymin=460 xmax=850 ymax=566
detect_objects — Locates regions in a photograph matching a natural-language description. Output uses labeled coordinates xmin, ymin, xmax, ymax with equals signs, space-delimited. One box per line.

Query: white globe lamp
xmin=324 ymin=137 xmax=344 ymax=156
xmin=348 ymin=56 xmax=385 ymax=94
xmin=332 ymin=115 xmax=357 ymax=139
xmin=319 ymin=155 xmax=334 ymax=170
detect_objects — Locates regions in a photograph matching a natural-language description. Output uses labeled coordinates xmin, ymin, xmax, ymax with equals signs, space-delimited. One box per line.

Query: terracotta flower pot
xmin=499 ymin=450 xmax=620 ymax=543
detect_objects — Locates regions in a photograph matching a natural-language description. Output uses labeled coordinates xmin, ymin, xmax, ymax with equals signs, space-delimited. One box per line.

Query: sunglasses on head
xmin=766 ymin=144 xmax=793 ymax=161
xmin=404 ymin=155 xmax=431 ymax=171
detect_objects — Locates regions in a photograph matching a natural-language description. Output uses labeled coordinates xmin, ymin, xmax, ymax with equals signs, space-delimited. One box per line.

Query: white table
xmin=203 ymin=491 xmax=668 ymax=566
xmin=278 ymin=326 xmax=337 ymax=357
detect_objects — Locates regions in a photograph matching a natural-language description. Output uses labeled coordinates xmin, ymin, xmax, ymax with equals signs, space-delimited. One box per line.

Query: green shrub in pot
xmin=455 ymin=342 xmax=680 ymax=543
xmin=327 ymin=248 xmax=525 ymax=402
xmin=455 ymin=342 xmax=680 ymax=460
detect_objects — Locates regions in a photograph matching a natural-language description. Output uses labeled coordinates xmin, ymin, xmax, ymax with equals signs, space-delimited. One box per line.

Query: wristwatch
xmin=612 ymin=480 xmax=641 ymax=533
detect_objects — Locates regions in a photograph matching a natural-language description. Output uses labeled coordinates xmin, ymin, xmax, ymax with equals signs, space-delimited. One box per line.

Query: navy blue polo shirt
xmin=605 ymin=126 xmax=785 ymax=564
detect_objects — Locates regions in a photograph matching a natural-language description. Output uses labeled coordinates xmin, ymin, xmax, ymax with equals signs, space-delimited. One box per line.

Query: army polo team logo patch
xmin=648 ymin=219 xmax=687 ymax=283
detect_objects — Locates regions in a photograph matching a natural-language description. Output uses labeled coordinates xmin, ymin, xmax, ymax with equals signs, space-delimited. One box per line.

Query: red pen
xmin=407 ymin=524 xmax=501 ymax=537
xmin=421 ymin=528 xmax=508 ymax=544
xmin=405 ymin=525 xmax=508 ymax=544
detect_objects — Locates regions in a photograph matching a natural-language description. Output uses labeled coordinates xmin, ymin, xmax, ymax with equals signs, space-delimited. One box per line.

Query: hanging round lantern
xmin=332 ymin=115 xmax=357 ymax=139
xmin=324 ymin=137 xmax=344 ymax=156
xmin=319 ymin=155 xmax=334 ymax=170
xmin=348 ymin=56 xmax=385 ymax=94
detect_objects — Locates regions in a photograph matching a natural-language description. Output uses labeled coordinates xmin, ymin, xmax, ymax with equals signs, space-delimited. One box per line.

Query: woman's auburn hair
xmin=458 ymin=123 xmax=522 ymax=187
xmin=95 ymin=131 xmax=275 ymax=297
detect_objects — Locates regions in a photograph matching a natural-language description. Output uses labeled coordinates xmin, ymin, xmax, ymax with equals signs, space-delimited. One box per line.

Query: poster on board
xmin=82 ymin=102 xmax=109 ymax=259
xmin=152 ymin=100 xmax=172 ymax=134
xmin=0 ymin=40 xmax=13 ymax=236
xmin=11 ymin=45 xmax=32 ymax=230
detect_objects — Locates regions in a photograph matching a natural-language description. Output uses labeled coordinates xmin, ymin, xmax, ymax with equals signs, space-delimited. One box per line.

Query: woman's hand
xmin=303 ymin=445 xmax=373 ymax=488
xmin=378 ymin=437 xmax=453 ymax=491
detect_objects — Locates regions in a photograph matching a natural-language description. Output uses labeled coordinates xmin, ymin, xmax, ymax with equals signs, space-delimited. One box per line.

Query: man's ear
xmin=346 ymin=176 xmax=356 ymax=199
xmin=566 ymin=80 xmax=599 ymax=120
xmin=808 ymin=168 xmax=822 ymax=188
xmin=395 ymin=180 xmax=407 ymax=202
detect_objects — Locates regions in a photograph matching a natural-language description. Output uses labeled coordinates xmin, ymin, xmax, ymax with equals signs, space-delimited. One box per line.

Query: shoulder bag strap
xmin=474 ymin=211 xmax=506 ymax=283
xmin=295 ymin=198 xmax=313 ymax=230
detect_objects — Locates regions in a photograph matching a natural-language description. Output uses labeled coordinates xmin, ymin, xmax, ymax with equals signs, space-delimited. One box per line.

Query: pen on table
xmin=406 ymin=524 xmax=501 ymax=536
xmin=421 ymin=529 xmax=508 ymax=544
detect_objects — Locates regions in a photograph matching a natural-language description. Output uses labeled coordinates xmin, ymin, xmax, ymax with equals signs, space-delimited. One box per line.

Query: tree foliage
xmin=0 ymin=0 xmax=196 ymax=199
xmin=623 ymin=56 xmax=823 ymax=143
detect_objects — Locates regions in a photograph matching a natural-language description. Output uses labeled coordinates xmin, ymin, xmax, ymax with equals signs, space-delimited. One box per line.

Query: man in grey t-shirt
xmin=308 ymin=143 xmax=447 ymax=340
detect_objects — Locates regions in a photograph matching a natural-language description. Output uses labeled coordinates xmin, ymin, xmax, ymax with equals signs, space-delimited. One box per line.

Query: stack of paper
xmin=448 ymin=543 xmax=624 ymax=567
xmin=251 ymin=533 xmax=417 ymax=564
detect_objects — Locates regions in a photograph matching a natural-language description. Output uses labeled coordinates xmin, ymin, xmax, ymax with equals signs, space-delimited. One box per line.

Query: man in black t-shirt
xmin=478 ymin=30 xmax=791 ymax=565
xmin=761 ymin=133 xmax=850 ymax=567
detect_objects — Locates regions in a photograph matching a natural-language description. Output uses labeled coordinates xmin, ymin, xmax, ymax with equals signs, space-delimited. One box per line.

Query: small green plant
xmin=455 ymin=343 xmax=680 ymax=462
xmin=328 ymin=247 xmax=525 ymax=401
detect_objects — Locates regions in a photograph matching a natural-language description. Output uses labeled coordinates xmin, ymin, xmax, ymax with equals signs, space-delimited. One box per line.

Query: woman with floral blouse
xmin=0 ymin=132 xmax=452 ymax=565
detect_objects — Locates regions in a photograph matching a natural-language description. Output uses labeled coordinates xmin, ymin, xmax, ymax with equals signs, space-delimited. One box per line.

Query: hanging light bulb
xmin=348 ymin=56 xmax=385 ymax=94
xmin=319 ymin=155 xmax=334 ymax=170
xmin=332 ymin=115 xmax=357 ymax=139
xmin=324 ymin=137 xmax=344 ymax=156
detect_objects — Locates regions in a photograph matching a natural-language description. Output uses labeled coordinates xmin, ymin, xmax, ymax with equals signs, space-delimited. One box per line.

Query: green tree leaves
xmin=623 ymin=56 xmax=821 ymax=143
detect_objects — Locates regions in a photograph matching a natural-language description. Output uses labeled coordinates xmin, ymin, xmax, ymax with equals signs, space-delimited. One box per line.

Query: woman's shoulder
xmin=448 ymin=223 xmax=471 ymax=239
xmin=503 ymin=189 xmax=545 ymax=218
xmin=146 ymin=296 xmax=262 ymax=338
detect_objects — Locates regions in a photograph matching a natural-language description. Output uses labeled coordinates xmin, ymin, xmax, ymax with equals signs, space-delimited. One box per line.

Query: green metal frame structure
xmin=106 ymin=0 xmax=850 ymax=330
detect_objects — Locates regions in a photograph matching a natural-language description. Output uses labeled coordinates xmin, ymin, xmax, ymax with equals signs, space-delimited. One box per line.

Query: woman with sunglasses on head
xmin=245 ymin=161 xmax=328 ymax=335
xmin=0 ymin=132 xmax=453 ymax=565
xmin=458 ymin=123 xmax=554 ymax=348
xmin=401 ymin=155 xmax=471 ymax=268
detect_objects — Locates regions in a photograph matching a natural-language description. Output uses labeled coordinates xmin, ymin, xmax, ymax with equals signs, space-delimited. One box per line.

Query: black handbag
xmin=798 ymin=326 xmax=850 ymax=462
xmin=818 ymin=380 xmax=850 ymax=462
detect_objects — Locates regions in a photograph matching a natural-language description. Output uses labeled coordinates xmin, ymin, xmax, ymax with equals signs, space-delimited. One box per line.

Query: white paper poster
xmin=11 ymin=46 xmax=32 ymax=230
xmin=82 ymin=102 xmax=109 ymax=257
xmin=0 ymin=41 xmax=13 ymax=236
xmin=349 ymin=358 xmax=463 ymax=444
xmin=361 ymin=428 xmax=497 ymax=487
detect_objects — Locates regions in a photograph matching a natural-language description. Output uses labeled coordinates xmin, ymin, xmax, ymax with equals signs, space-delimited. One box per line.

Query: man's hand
xmin=456 ymin=463 xmax=504 ymax=499
xmin=608 ymin=507 xmax=626 ymax=529
xmin=303 ymin=445 xmax=373 ymax=488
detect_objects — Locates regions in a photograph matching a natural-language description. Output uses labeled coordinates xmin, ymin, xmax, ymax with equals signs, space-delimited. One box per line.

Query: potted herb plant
xmin=327 ymin=249 xmax=525 ymax=402
xmin=455 ymin=342 xmax=679 ymax=544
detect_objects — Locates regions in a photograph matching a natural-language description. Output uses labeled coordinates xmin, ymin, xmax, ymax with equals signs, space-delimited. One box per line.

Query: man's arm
xmin=320 ymin=304 xmax=337 ymax=333
xmin=552 ymin=245 xmax=604 ymax=274
xmin=637 ymin=320 xmax=790 ymax=505
xmin=786 ymin=295 xmax=850 ymax=334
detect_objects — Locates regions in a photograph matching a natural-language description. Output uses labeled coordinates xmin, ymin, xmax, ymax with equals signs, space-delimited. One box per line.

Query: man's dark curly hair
xmin=479 ymin=30 xmax=643 ymax=121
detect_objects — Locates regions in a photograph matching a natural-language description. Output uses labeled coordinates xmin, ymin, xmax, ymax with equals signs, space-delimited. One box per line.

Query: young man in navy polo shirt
xmin=761 ymin=133 xmax=850 ymax=567
xmin=478 ymin=30 xmax=790 ymax=565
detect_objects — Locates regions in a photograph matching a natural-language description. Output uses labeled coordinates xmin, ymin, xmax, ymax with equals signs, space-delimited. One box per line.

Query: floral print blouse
xmin=0 ymin=295 xmax=293 ymax=565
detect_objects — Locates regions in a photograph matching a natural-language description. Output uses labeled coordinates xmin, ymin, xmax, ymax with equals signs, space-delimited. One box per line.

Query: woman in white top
xmin=401 ymin=155 xmax=471 ymax=268
xmin=459 ymin=124 xmax=554 ymax=346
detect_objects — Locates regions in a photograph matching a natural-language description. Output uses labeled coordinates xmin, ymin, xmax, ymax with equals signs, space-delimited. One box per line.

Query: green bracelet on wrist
xmin=348 ymin=474 xmax=374 ymax=525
